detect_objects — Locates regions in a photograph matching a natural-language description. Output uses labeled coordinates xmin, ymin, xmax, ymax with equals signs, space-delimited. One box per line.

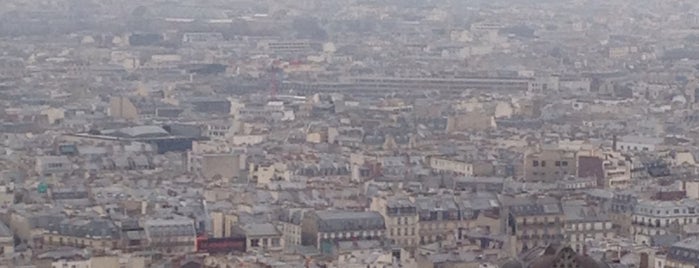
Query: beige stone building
xmin=109 ymin=96 xmax=139 ymax=120
xmin=211 ymin=211 xmax=238 ymax=238
xmin=415 ymin=195 xmax=461 ymax=245
xmin=446 ymin=112 xmax=496 ymax=133
xmin=370 ymin=196 xmax=420 ymax=248
xmin=523 ymin=149 xmax=578 ymax=182
xmin=428 ymin=155 xmax=474 ymax=176
xmin=502 ymin=196 xmax=566 ymax=254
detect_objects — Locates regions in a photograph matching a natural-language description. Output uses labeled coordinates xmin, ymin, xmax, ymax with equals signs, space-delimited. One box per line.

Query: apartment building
xmin=144 ymin=218 xmax=197 ymax=254
xmin=43 ymin=219 xmax=120 ymax=251
xmin=370 ymin=196 xmax=419 ymax=248
xmin=301 ymin=211 xmax=386 ymax=254
xmin=415 ymin=195 xmax=461 ymax=245
xmin=428 ymin=155 xmax=474 ymax=176
xmin=503 ymin=196 xmax=566 ymax=254
xmin=601 ymin=151 xmax=632 ymax=189
xmin=562 ymin=201 xmax=614 ymax=253
xmin=631 ymin=199 xmax=699 ymax=245
xmin=665 ymin=236 xmax=699 ymax=268
xmin=279 ymin=209 xmax=305 ymax=248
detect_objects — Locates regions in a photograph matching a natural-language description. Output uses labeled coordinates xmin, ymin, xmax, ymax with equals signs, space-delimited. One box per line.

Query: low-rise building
xmin=35 ymin=155 xmax=72 ymax=177
xmin=233 ymin=223 xmax=283 ymax=252
xmin=43 ymin=219 xmax=120 ymax=251
xmin=144 ymin=218 xmax=197 ymax=254
xmin=428 ymin=155 xmax=474 ymax=176
xmin=301 ymin=211 xmax=386 ymax=254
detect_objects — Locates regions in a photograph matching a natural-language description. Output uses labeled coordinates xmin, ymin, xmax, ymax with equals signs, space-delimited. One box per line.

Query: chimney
xmin=612 ymin=135 xmax=617 ymax=151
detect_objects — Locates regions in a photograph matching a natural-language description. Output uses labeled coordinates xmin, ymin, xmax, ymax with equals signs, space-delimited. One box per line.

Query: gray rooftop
xmin=314 ymin=211 xmax=385 ymax=233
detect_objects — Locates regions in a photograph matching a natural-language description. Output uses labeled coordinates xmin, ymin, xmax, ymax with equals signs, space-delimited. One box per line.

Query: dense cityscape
xmin=1 ymin=0 xmax=699 ymax=267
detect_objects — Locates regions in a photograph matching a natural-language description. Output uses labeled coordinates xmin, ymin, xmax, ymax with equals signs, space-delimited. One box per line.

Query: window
xmin=541 ymin=161 xmax=546 ymax=167
xmin=555 ymin=161 xmax=561 ymax=167
xmin=562 ymin=161 xmax=568 ymax=166
xmin=533 ymin=160 xmax=539 ymax=167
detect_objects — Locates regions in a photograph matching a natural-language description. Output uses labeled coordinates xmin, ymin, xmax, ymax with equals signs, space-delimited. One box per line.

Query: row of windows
xmin=619 ymin=145 xmax=650 ymax=151
xmin=393 ymin=217 xmax=414 ymax=225
xmin=250 ymin=238 xmax=281 ymax=248
xmin=390 ymin=227 xmax=416 ymax=236
xmin=637 ymin=207 xmax=696 ymax=215
xmin=633 ymin=216 xmax=698 ymax=226
xmin=47 ymin=163 xmax=64 ymax=168
xmin=532 ymin=160 xmax=569 ymax=167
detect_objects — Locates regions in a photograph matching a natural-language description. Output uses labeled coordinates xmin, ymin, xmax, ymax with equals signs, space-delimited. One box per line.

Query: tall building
xmin=503 ymin=196 xmax=566 ymax=254
xmin=370 ymin=196 xmax=419 ymax=248
xmin=562 ymin=200 xmax=614 ymax=253
xmin=415 ymin=195 xmax=461 ymax=245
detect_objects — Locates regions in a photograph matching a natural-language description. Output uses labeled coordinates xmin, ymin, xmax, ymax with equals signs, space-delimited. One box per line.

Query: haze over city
xmin=1 ymin=0 xmax=699 ymax=267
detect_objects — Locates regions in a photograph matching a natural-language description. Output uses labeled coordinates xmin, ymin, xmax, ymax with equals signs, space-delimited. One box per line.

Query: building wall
xmin=211 ymin=212 xmax=238 ymax=238
xmin=419 ymin=220 xmax=461 ymax=244
xmin=199 ymin=154 xmax=241 ymax=180
xmin=524 ymin=150 xmax=577 ymax=182
xmin=631 ymin=201 xmax=699 ymax=244
xmin=686 ymin=181 xmax=699 ymax=199
xmin=386 ymin=215 xmax=419 ymax=247
xmin=512 ymin=214 xmax=565 ymax=252
xmin=44 ymin=234 xmax=116 ymax=250
xmin=429 ymin=157 xmax=474 ymax=176
xmin=446 ymin=113 xmax=495 ymax=133
xmin=617 ymin=141 xmax=656 ymax=152
xmin=281 ymin=222 xmax=301 ymax=247
xmin=472 ymin=161 xmax=495 ymax=177
xmin=246 ymin=234 xmax=283 ymax=252
xmin=52 ymin=259 xmax=91 ymax=268
xmin=91 ymin=256 xmax=119 ymax=268
xmin=109 ymin=96 xmax=138 ymax=120
xmin=565 ymin=221 xmax=614 ymax=253
xmin=35 ymin=156 xmax=72 ymax=176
